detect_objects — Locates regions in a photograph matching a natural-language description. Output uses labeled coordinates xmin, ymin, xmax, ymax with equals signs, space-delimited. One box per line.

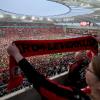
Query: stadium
xmin=0 ymin=0 xmax=100 ymax=100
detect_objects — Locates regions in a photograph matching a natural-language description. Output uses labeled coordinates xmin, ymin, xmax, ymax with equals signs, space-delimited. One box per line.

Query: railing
xmin=0 ymin=71 xmax=68 ymax=100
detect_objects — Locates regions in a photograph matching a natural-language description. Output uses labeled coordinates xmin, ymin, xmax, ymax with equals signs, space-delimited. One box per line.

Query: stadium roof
xmin=52 ymin=0 xmax=100 ymax=23
xmin=56 ymin=0 xmax=100 ymax=8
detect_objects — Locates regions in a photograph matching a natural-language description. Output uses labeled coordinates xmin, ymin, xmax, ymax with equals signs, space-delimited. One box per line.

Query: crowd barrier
xmin=0 ymin=72 xmax=68 ymax=100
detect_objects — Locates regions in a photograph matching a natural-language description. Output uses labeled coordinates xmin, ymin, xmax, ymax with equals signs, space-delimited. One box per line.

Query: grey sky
xmin=0 ymin=0 xmax=94 ymax=17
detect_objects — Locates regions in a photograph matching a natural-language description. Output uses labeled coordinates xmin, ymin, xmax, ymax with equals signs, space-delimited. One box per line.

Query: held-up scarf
xmin=7 ymin=36 xmax=98 ymax=91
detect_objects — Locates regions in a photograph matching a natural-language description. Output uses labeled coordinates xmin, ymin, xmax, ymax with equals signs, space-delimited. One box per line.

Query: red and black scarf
xmin=7 ymin=36 xmax=98 ymax=91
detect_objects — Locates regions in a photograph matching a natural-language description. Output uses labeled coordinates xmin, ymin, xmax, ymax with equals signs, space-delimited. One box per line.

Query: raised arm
xmin=7 ymin=43 xmax=24 ymax=63
xmin=7 ymin=43 xmax=44 ymax=84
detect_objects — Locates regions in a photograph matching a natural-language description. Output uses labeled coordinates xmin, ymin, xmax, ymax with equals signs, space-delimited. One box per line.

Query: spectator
xmin=7 ymin=43 xmax=92 ymax=100
xmin=85 ymin=55 xmax=100 ymax=100
xmin=64 ymin=51 xmax=89 ymax=89
xmin=74 ymin=51 xmax=83 ymax=61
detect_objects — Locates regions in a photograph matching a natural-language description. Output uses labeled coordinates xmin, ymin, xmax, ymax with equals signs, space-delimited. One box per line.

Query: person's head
xmin=74 ymin=51 xmax=83 ymax=61
xmin=85 ymin=55 xmax=100 ymax=91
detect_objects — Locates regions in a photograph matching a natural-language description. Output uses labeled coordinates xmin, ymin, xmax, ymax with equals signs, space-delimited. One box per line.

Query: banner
xmin=7 ymin=36 xmax=98 ymax=90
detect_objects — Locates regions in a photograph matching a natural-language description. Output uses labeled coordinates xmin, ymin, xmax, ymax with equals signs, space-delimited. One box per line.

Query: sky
xmin=0 ymin=0 xmax=94 ymax=17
